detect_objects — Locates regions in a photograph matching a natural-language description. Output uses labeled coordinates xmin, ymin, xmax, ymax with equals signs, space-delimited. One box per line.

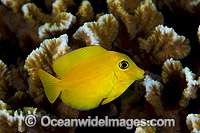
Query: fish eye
xmin=119 ymin=61 xmax=129 ymax=69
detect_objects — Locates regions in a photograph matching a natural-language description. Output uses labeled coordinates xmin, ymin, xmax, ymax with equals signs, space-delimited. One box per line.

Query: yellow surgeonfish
xmin=38 ymin=46 xmax=144 ymax=111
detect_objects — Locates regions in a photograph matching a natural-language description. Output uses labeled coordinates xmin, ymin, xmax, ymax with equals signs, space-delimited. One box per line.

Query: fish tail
xmin=38 ymin=69 xmax=62 ymax=103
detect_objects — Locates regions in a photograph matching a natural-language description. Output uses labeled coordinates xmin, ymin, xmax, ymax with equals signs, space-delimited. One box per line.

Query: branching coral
xmin=135 ymin=126 xmax=156 ymax=133
xmin=106 ymin=0 xmax=190 ymax=68
xmin=7 ymin=34 xmax=78 ymax=132
xmin=143 ymin=58 xmax=200 ymax=131
xmin=198 ymin=25 xmax=200 ymax=43
xmin=161 ymin=58 xmax=200 ymax=107
xmin=21 ymin=0 xmax=76 ymax=39
xmin=145 ymin=58 xmax=200 ymax=110
xmin=107 ymin=0 xmax=164 ymax=39
xmin=0 ymin=59 xmax=34 ymax=113
xmin=0 ymin=0 xmax=31 ymax=13
xmin=179 ymin=67 xmax=200 ymax=107
xmin=22 ymin=3 xmax=51 ymax=24
xmin=0 ymin=0 xmax=76 ymax=47
xmin=24 ymin=34 xmax=71 ymax=104
xmin=0 ymin=100 xmax=47 ymax=132
xmin=10 ymin=60 xmax=28 ymax=92
xmin=0 ymin=60 xmax=12 ymax=102
xmin=52 ymin=0 xmax=75 ymax=15
xmin=143 ymin=75 xmax=163 ymax=115
xmin=40 ymin=0 xmax=76 ymax=39
xmin=138 ymin=25 xmax=191 ymax=64
xmin=120 ymin=58 xmax=200 ymax=132
xmin=0 ymin=0 xmax=42 ymax=46
xmin=75 ymin=0 xmax=94 ymax=25
xmin=186 ymin=114 xmax=200 ymax=132
xmin=159 ymin=0 xmax=200 ymax=13
xmin=73 ymin=14 xmax=119 ymax=50
xmin=38 ymin=12 xmax=76 ymax=39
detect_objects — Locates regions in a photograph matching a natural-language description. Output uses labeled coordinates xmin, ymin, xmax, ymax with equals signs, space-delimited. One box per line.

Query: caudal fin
xmin=38 ymin=69 xmax=62 ymax=103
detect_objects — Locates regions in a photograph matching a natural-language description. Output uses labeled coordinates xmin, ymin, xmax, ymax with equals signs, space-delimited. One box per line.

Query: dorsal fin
xmin=53 ymin=46 xmax=107 ymax=78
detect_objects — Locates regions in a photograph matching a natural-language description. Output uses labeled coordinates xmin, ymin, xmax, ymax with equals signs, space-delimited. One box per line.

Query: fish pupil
xmin=119 ymin=61 xmax=129 ymax=69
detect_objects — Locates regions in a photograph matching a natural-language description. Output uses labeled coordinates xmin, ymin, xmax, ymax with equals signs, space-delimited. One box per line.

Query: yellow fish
xmin=38 ymin=46 xmax=144 ymax=111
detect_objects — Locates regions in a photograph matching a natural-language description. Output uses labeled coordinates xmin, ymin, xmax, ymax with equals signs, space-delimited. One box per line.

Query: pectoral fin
xmin=101 ymin=97 xmax=117 ymax=105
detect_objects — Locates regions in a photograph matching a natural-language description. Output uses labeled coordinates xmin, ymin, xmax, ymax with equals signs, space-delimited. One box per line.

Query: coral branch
xmin=161 ymin=58 xmax=184 ymax=84
xmin=179 ymin=67 xmax=200 ymax=107
xmin=133 ymin=0 xmax=164 ymax=37
xmin=22 ymin=1 xmax=76 ymax=39
xmin=73 ymin=14 xmax=119 ymax=50
xmin=107 ymin=0 xmax=163 ymax=39
xmin=161 ymin=58 xmax=200 ymax=107
xmin=0 ymin=60 xmax=11 ymax=86
xmin=0 ymin=100 xmax=46 ymax=132
xmin=0 ymin=0 xmax=31 ymax=13
xmin=76 ymin=0 xmax=94 ymax=25
xmin=52 ymin=0 xmax=75 ymax=16
xmin=139 ymin=25 xmax=191 ymax=64
xmin=143 ymin=75 xmax=163 ymax=115
xmin=0 ymin=60 xmax=11 ymax=101
xmin=198 ymin=25 xmax=200 ymax=43
xmin=135 ymin=126 xmax=156 ymax=133
xmin=24 ymin=34 xmax=71 ymax=104
xmin=107 ymin=0 xmax=136 ymax=38
xmin=22 ymin=3 xmax=51 ymax=25
xmin=39 ymin=12 xmax=76 ymax=39
xmin=160 ymin=0 xmax=200 ymax=13
xmin=186 ymin=114 xmax=200 ymax=132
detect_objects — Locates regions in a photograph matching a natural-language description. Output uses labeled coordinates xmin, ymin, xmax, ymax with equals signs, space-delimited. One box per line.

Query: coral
xmin=73 ymin=14 xmax=119 ymax=50
xmin=22 ymin=3 xmax=51 ymax=25
xmin=143 ymin=75 xmax=163 ymax=115
xmin=159 ymin=0 xmax=200 ymax=13
xmin=10 ymin=60 xmax=28 ymax=92
xmin=0 ymin=0 xmax=31 ymax=13
xmin=186 ymin=114 xmax=200 ymax=132
xmin=107 ymin=0 xmax=163 ymax=39
xmin=0 ymin=60 xmax=28 ymax=110
xmin=0 ymin=100 xmax=48 ymax=132
xmin=24 ymin=34 xmax=71 ymax=104
xmin=39 ymin=0 xmax=76 ymax=39
xmin=120 ymin=58 xmax=200 ymax=132
xmin=106 ymin=0 xmax=189 ymax=68
xmin=179 ymin=67 xmax=200 ymax=107
xmin=56 ymin=102 xmax=79 ymax=119
xmin=0 ymin=1 xmax=41 ymax=47
xmin=75 ymin=0 xmax=94 ymax=25
xmin=135 ymin=126 xmax=156 ymax=133
xmin=138 ymin=25 xmax=191 ymax=64
xmin=22 ymin=1 xmax=76 ymax=39
xmin=0 ymin=33 xmax=76 ymax=132
xmin=198 ymin=25 xmax=200 ymax=43
xmin=161 ymin=58 xmax=200 ymax=107
xmin=0 ymin=60 xmax=11 ymax=102
xmin=38 ymin=12 xmax=76 ymax=39
xmin=145 ymin=58 xmax=200 ymax=110
xmin=143 ymin=58 xmax=200 ymax=132
xmin=52 ymin=0 xmax=75 ymax=15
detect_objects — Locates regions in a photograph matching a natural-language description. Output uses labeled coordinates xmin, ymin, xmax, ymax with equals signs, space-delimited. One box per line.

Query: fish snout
xmin=136 ymin=68 xmax=145 ymax=80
